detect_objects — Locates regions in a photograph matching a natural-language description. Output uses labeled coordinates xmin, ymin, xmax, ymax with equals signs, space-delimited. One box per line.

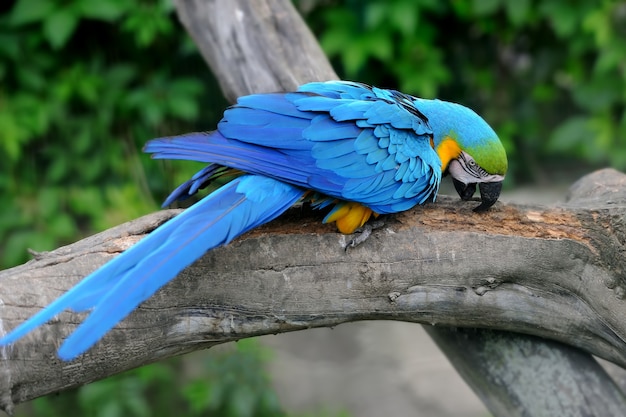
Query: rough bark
xmin=2 ymin=0 xmax=626 ymax=415
xmin=175 ymin=0 xmax=336 ymax=101
xmin=427 ymin=327 xmax=626 ymax=417
xmin=2 ymin=171 xmax=626 ymax=412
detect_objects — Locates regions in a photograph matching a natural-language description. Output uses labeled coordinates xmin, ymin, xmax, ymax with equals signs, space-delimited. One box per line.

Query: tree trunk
xmin=1 ymin=0 xmax=626 ymax=415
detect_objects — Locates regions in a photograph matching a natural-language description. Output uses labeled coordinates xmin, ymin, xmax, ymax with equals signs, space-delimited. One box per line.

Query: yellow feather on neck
xmin=436 ymin=136 xmax=462 ymax=172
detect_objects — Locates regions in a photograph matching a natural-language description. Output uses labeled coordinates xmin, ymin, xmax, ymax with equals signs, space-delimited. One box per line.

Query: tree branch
xmin=2 ymin=0 xmax=626 ymax=415
xmin=175 ymin=0 xmax=336 ymax=101
xmin=3 ymin=174 xmax=626 ymax=409
xmin=426 ymin=327 xmax=626 ymax=417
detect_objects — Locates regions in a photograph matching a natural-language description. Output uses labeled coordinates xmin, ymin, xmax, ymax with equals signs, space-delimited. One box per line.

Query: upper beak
xmin=452 ymin=179 xmax=502 ymax=212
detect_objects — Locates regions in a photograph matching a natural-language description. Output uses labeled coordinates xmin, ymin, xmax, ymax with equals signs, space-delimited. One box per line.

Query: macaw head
xmin=415 ymin=99 xmax=508 ymax=212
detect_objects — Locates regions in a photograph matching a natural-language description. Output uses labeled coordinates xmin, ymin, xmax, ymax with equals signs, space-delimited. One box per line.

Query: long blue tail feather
xmin=0 ymin=175 xmax=304 ymax=360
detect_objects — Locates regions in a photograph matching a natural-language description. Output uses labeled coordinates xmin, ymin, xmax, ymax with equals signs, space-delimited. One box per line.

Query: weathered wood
xmin=175 ymin=0 xmax=336 ymax=101
xmin=2 ymin=177 xmax=626 ymax=411
xmin=426 ymin=327 xmax=626 ymax=417
xmin=2 ymin=0 xmax=626 ymax=415
xmin=429 ymin=168 xmax=626 ymax=417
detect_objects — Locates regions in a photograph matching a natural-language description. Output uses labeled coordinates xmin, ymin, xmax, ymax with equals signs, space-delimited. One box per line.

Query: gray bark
xmin=1 ymin=0 xmax=626 ymax=416
xmin=427 ymin=328 xmax=626 ymax=417
xmin=2 ymin=171 xmax=626 ymax=414
xmin=175 ymin=0 xmax=336 ymax=101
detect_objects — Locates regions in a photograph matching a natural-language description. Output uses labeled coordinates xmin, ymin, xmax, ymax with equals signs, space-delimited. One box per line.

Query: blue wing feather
xmin=297 ymin=80 xmax=377 ymax=100
xmin=304 ymin=115 xmax=363 ymax=141
xmin=147 ymin=83 xmax=441 ymax=213
xmin=353 ymin=130 xmax=380 ymax=154
xmin=162 ymin=164 xmax=223 ymax=207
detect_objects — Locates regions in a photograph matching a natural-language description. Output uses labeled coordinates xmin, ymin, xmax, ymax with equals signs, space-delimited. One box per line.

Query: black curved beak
xmin=474 ymin=181 xmax=503 ymax=212
xmin=452 ymin=179 xmax=502 ymax=212
xmin=452 ymin=178 xmax=476 ymax=201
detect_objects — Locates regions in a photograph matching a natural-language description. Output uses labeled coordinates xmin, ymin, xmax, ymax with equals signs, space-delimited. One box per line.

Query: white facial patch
xmin=449 ymin=152 xmax=505 ymax=184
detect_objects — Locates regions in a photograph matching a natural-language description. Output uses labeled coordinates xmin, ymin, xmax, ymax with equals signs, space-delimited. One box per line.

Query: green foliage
xmin=15 ymin=339 xmax=348 ymax=417
xmin=180 ymin=341 xmax=282 ymax=417
xmin=0 ymin=0 xmax=226 ymax=268
xmin=302 ymin=0 xmax=626 ymax=182
xmin=316 ymin=0 xmax=449 ymax=97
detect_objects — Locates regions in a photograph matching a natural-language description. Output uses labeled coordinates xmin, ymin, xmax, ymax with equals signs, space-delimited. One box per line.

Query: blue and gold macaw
xmin=0 ymin=81 xmax=507 ymax=360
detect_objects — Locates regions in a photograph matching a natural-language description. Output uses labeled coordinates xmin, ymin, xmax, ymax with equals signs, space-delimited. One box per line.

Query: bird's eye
xmin=468 ymin=159 xmax=476 ymax=167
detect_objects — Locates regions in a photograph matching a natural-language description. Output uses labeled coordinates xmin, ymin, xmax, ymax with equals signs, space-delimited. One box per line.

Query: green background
xmin=2 ymin=0 xmax=625 ymax=416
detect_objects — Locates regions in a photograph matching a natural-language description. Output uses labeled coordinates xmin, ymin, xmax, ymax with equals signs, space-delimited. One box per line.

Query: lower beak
xmin=452 ymin=179 xmax=502 ymax=212
xmin=474 ymin=181 xmax=503 ymax=212
xmin=452 ymin=178 xmax=476 ymax=201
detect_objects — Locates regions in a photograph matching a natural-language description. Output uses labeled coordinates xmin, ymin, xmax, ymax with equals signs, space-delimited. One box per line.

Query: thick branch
xmin=175 ymin=0 xmax=336 ymax=101
xmin=2 ymin=177 xmax=626 ymax=408
xmin=427 ymin=327 xmax=626 ymax=417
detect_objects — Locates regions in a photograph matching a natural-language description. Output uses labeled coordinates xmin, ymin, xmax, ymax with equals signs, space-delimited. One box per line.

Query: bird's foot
xmin=345 ymin=220 xmax=386 ymax=250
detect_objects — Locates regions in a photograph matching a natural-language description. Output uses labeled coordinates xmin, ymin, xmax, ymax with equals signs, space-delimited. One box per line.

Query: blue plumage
xmin=0 ymin=80 xmax=506 ymax=359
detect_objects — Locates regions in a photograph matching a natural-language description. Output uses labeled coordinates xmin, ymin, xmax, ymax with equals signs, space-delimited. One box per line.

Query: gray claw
xmin=345 ymin=220 xmax=386 ymax=250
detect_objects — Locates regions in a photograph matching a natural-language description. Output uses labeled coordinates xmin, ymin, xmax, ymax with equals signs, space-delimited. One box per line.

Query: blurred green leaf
xmin=2 ymin=231 xmax=33 ymax=266
xmin=583 ymin=6 xmax=611 ymax=46
xmin=168 ymin=94 xmax=198 ymax=120
xmin=539 ymin=1 xmax=579 ymax=37
xmin=43 ymin=9 xmax=79 ymax=49
xmin=48 ymin=213 xmax=77 ymax=239
xmin=388 ymin=1 xmax=418 ymax=35
xmin=183 ymin=380 xmax=214 ymax=414
xmin=76 ymin=0 xmax=129 ymax=21
xmin=16 ymin=67 xmax=47 ymax=91
xmin=229 ymin=385 xmax=256 ymax=417
xmin=572 ymin=76 xmax=622 ymax=112
xmin=472 ymin=0 xmax=501 ymax=16
xmin=0 ymin=111 xmax=22 ymax=160
xmin=10 ymin=0 xmax=55 ymax=25
xmin=548 ymin=116 xmax=592 ymax=152
xmin=0 ymin=33 xmax=20 ymax=60
xmin=505 ymin=0 xmax=530 ymax=26
xmin=122 ymin=3 xmax=173 ymax=47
